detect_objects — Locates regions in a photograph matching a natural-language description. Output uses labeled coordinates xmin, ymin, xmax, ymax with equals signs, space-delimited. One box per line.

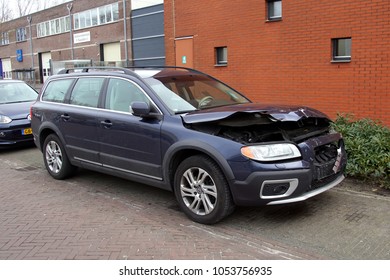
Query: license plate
xmin=22 ymin=128 xmax=32 ymax=135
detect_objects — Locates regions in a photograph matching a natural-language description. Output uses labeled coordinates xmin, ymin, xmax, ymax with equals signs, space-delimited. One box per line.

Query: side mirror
xmin=131 ymin=101 xmax=150 ymax=116
xmin=131 ymin=101 xmax=161 ymax=119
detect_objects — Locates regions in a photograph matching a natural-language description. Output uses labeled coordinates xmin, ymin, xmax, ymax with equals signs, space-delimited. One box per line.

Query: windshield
xmin=0 ymin=82 xmax=38 ymax=104
xmin=144 ymin=69 xmax=250 ymax=113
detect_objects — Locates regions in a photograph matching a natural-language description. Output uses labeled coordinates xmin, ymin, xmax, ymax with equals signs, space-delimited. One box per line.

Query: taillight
xmin=30 ymin=101 xmax=36 ymax=120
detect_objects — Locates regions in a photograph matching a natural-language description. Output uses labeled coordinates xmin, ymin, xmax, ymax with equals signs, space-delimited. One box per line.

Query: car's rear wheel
xmin=43 ymin=134 xmax=76 ymax=180
xmin=174 ymin=155 xmax=235 ymax=224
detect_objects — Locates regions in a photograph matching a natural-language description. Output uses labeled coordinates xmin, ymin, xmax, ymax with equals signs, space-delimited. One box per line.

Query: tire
xmin=43 ymin=134 xmax=76 ymax=180
xmin=174 ymin=155 xmax=235 ymax=224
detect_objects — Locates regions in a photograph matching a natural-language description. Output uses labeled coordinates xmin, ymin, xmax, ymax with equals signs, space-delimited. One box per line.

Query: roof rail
xmin=57 ymin=66 xmax=137 ymax=76
xmin=124 ymin=65 xmax=204 ymax=74
xmin=56 ymin=65 xmax=206 ymax=78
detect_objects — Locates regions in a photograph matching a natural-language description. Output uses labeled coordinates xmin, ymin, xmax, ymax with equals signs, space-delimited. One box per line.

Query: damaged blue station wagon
xmin=31 ymin=67 xmax=347 ymax=224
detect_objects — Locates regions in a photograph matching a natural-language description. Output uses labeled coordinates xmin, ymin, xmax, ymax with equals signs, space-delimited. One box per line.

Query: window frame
xmin=267 ymin=0 xmax=282 ymax=21
xmin=332 ymin=37 xmax=352 ymax=62
xmin=215 ymin=46 xmax=228 ymax=66
xmin=73 ymin=3 xmax=119 ymax=31
xmin=1 ymin=32 xmax=10 ymax=46
xmin=16 ymin=27 xmax=27 ymax=42
xmin=37 ymin=16 xmax=70 ymax=38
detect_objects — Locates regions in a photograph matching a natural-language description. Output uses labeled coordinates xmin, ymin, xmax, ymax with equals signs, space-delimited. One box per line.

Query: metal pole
xmin=123 ymin=0 xmax=129 ymax=66
xmin=27 ymin=16 xmax=35 ymax=88
xmin=67 ymin=3 xmax=74 ymax=60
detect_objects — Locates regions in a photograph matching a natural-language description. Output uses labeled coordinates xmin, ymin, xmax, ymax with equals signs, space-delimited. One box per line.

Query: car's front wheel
xmin=43 ymin=134 xmax=76 ymax=180
xmin=174 ymin=155 xmax=235 ymax=224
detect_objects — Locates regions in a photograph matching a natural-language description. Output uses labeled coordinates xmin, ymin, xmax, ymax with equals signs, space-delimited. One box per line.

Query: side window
xmin=69 ymin=77 xmax=105 ymax=108
xmin=42 ymin=79 xmax=74 ymax=103
xmin=105 ymin=78 xmax=149 ymax=113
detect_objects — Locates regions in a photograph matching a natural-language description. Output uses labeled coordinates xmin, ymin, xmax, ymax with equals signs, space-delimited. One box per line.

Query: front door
xmin=41 ymin=52 xmax=52 ymax=83
xmin=175 ymin=37 xmax=194 ymax=68
xmin=97 ymin=77 xmax=163 ymax=180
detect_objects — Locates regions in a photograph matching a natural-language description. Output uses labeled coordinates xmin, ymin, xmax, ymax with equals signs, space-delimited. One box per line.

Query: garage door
xmin=103 ymin=42 xmax=121 ymax=64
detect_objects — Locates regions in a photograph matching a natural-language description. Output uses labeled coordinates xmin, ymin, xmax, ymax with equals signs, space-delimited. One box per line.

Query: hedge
xmin=332 ymin=114 xmax=390 ymax=189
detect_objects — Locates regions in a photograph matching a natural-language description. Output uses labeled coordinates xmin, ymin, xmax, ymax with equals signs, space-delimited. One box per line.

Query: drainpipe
xmin=67 ymin=3 xmax=74 ymax=60
xmin=27 ymin=16 xmax=35 ymax=88
xmin=123 ymin=0 xmax=129 ymax=66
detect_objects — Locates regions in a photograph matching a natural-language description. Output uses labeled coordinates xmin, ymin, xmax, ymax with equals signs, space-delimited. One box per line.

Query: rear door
xmin=58 ymin=77 xmax=105 ymax=164
xmin=97 ymin=77 xmax=163 ymax=180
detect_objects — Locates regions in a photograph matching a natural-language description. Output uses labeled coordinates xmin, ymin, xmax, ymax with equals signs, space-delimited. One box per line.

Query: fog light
xmin=262 ymin=183 xmax=289 ymax=196
xmin=260 ymin=179 xmax=298 ymax=199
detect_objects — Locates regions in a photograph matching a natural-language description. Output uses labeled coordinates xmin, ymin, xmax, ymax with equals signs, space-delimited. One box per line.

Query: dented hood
xmin=181 ymin=103 xmax=330 ymax=124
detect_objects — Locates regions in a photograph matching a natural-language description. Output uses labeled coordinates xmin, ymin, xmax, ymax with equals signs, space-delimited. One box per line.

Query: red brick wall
xmin=164 ymin=0 xmax=390 ymax=126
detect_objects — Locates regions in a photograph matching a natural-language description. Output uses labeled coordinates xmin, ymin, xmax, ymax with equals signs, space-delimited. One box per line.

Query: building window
xmin=16 ymin=27 xmax=27 ymax=42
xmin=74 ymin=3 xmax=119 ymax=31
xmin=267 ymin=0 xmax=282 ymax=20
xmin=215 ymin=47 xmax=228 ymax=66
xmin=37 ymin=16 xmax=70 ymax=38
xmin=332 ymin=38 xmax=351 ymax=62
xmin=0 ymin=32 xmax=9 ymax=46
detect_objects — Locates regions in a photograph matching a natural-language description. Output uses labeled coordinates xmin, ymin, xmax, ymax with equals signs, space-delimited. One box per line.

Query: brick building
xmin=0 ymin=0 xmax=164 ymax=84
xmin=164 ymin=0 xmax=390 ymax=126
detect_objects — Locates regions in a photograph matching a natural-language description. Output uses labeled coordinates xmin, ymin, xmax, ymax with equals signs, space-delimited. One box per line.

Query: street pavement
xmin=0 ymin=146 xmax=389 ymax=260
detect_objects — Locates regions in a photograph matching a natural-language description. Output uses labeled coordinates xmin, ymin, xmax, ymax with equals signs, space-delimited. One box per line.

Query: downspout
xmin=123 ymin=0 xmax=129 ymax=66
xmin=172 ymin=0 xmax=176 ymax=65
xmin=27 ymin=16 xmax=35 ymax=88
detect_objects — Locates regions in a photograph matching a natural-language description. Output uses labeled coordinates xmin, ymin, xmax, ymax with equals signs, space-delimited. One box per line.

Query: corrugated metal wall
xmin=131 ymin=4 xmax=165 ymax=66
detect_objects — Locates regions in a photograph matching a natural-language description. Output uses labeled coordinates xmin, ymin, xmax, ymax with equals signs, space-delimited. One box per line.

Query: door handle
xmin=60 ymin=114 xmax=70 ymax=121
xmin=100 ymin=120 xmax=113 ymax=128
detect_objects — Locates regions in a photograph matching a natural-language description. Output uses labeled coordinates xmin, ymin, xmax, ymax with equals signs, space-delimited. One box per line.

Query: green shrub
xmin=332 ymin=114 xmax=390 ymax=189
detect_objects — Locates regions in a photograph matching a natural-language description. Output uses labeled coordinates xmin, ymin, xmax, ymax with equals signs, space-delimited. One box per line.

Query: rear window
xmin=42 ymin=79 xmax=74 ymax=103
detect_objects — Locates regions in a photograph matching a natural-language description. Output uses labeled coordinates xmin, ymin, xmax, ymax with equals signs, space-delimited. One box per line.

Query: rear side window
xmin=42 ymin=79 xmax=74 ymax=103
xmin=69 ymin=77 xmax=105 ymax=108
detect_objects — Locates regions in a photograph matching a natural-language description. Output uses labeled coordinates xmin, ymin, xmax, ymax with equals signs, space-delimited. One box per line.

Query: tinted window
xmin=69 ymin=77 xmax=105 ymax=108
xmin=105 ymin=78 xmax=149 ymax=113
xmin=42 ymin=79 xmax=74 ymax=103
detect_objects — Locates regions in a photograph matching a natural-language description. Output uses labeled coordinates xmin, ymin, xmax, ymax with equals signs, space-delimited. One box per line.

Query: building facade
xmin=164 ymin=0 xmax=390 ymax=126
xmin=0 ymin=0 xmax=165 ymax=83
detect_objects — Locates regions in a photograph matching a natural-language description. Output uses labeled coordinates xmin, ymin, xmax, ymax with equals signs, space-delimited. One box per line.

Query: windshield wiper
xmin=3 ymin=100 xmax=34 ymax=104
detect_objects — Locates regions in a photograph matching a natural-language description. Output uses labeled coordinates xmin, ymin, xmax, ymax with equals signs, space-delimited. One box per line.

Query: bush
xmin=332 ymin=114 xmax=390 ymax=189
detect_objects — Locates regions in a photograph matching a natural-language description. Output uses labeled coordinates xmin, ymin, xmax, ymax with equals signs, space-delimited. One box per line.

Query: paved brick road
xmin=0 ymin=146 xmax=389 ymax=260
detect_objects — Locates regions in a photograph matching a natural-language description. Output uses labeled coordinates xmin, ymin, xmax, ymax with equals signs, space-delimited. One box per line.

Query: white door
xmin=2 ymin=58 xmax=12 ymax=79
xmin=41 ymin=52 xmax=52 ymax=83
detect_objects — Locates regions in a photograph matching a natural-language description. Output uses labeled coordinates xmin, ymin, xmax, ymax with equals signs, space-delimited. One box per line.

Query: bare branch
xmin=0 ymin=0 xmax=13 ymax=22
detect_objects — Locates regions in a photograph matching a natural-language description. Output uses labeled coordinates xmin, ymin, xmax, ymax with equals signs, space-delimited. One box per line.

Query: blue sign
xmin=16 ymin=49 xmax=23 ymax=62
